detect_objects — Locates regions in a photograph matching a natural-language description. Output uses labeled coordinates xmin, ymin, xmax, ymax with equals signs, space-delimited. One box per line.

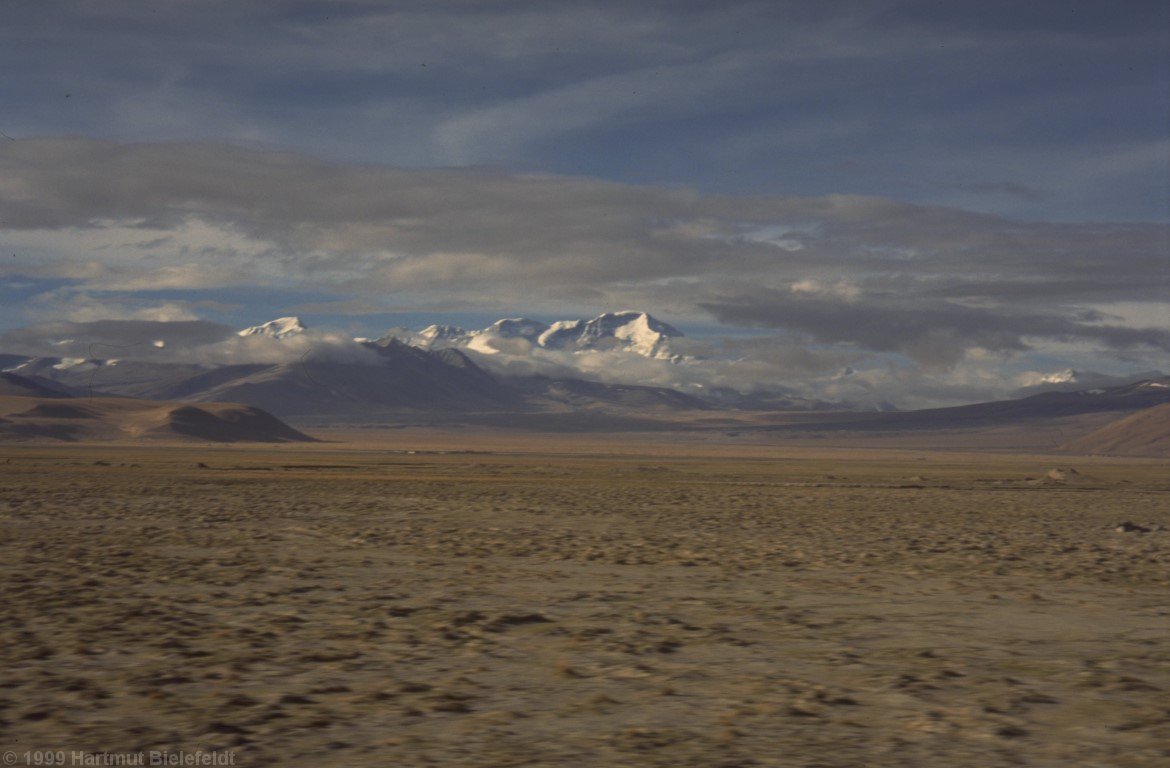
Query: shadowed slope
xmin=0 ymin=372 xmax=73 ymax=399
xmin=131 ymin=404 xmax=317 ymax=443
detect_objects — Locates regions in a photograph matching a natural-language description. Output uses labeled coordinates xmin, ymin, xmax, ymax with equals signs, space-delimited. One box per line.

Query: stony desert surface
xmin=2 ymin=436 xmax=1169 ymax=767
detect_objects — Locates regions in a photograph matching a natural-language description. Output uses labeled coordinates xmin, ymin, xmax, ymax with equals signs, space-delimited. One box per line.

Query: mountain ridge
xmin=381 ymin=311 xmax=683 ymax=360
xmin=752 ymin=377 xmax=1170 ymax=433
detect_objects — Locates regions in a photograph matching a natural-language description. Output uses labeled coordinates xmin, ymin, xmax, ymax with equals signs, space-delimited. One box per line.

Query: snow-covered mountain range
xmin=4 ymin=313 xmax=1170 ymax=432
xmin=380 ymin=311 xmax=682 ymax=360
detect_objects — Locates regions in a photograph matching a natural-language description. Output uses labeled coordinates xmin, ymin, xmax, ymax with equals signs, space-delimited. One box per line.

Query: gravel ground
xmin=2 ymin=443 xmax=1168 ymax=767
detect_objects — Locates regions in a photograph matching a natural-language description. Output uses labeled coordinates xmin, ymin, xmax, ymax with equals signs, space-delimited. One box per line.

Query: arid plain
xmin=2 ymin=433 xmax=1168 ymax=767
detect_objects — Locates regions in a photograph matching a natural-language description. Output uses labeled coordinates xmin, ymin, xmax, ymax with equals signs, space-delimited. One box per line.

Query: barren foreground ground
xmin=2 ymin=438 xmax=1169 ymax=767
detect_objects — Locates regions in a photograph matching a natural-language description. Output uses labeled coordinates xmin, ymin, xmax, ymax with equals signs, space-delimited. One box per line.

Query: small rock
xmin=1044 ymin=467 xmax=1081 ymax=484
xmin=996 ymin=725 xmax=1029 ymax=739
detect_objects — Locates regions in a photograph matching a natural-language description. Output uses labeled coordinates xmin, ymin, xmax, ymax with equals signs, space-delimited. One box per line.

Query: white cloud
xmin=790 ymin=279 xmax=861 ymax=301
xmin=24 ymin=289 xmax=204 ymax=325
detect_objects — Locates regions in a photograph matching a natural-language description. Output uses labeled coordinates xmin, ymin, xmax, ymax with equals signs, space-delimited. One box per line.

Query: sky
xmin=0 ymin=0 xmax=1167 ymax=406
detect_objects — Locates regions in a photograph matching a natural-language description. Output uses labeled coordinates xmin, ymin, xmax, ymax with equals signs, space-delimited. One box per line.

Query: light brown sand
xmin=2 ymin=440 xmax=1168 ymax=766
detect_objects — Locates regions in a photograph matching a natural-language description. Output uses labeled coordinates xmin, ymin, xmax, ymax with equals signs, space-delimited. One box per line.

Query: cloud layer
xmin=2 ymin=1 xmax=1165 ymax=220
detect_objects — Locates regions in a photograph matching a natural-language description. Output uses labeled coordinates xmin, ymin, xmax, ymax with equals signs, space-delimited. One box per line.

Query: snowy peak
xmin=466 ymin=318 xmax=550 ymax=355
xmin=484 ymin=317 xmax=550 ymax=340
xmin=238 ymin=317 xmax=306 ymax=339
xmin=608 ymin=311 xmax=681 ymax=358
xmin=374 ymin=324 xmax=475 ymax=351
xmin=417 ymin=324 xmax=469 ymax=344
xmin=541 ymin=311 xmax=681 ymax=359
xmin=377 ymin=311 xmax=683 ymax=360
xmin=536 ymin=320 xmax=583 ymax=349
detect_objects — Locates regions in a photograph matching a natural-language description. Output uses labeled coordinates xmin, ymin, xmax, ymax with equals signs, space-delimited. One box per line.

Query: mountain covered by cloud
xmin=6 ymin=312 xmax=1161 ymax=414
xmin=2 ymin=137 xmax=1166 ymax=407
xmin=5 ymin=317 xmax=1168 ymax=433
xmin=1011 ymin=368 xmax=1168 ymax=396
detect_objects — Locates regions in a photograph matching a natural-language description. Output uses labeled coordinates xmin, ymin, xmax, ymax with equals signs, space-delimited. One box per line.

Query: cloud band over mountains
xmin=2 ymin=137 xmax=1167 ymax=372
